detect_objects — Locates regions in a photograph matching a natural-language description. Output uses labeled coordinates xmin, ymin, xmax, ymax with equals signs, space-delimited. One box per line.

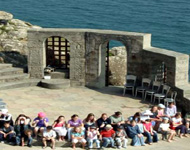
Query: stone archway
xmin=99 ymin=39 xmax=128 ymax=87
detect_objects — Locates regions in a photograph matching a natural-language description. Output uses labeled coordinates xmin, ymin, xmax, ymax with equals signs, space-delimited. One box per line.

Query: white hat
xmin=158 ymin=104 xmax=165 ymax=109
xmin=1 ymin=109 xmax=8 ymax=114
xmin=142 ymin=110 xmax=153 ymax=116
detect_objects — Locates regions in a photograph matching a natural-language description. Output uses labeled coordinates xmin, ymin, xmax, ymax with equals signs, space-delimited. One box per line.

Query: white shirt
xmin=87 ymin=130 xmax=98 ymax=140
xmin=140 ymin=115 xmax=150 ymax=121
xmin=43 ymin=130 xmax=56 ymax=138
xmin=159 ymin=123 xmax=170 ymax=131
xmin=172 ymin=117 xmax=182 ymax=123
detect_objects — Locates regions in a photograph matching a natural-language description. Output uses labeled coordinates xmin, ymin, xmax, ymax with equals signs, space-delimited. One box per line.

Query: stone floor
xmin=0 ymin=86 xmax=190 ymax=150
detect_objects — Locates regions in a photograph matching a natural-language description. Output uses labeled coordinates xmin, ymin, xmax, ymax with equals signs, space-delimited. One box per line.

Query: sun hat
xmin=38 ymin=112 xmax=46 ymax=118
xmin=158 ymin=104 xmax=165 ymax=109
xmin=105 ymin=124 xmax=112 ymax=129
xmin=1 ymin=109 xmax=8 ymax=114
xmin=142 ymin=110 xmax=153 ymax=116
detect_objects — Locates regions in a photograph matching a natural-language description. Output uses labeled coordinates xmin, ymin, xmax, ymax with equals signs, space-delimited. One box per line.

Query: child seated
xmin=100 ymin=124 xmax=116 ymax=148
xmin=52 ymin=116 xmax=67 ymax=141
xmin=143 ymin=119 xmax=158 ymax=145
xmin=0 ymin=121 xmax=15 ymax=144
xmin=32 ymin=112 xmax=49 ymax=138
xmin=126 ymin=120 xmax=145 ymax=146
xmin=86 ymin=126 xmax=100 ymax=149
xmin=71 ymin=126 xmax=86 ymax=149
xmin=115 ymin=126 xmax=128 ymax=149
xmin=42 ymin=126 xmax=56 ymax=149
xmin=159 ymin=117 xmax=176 ymax=142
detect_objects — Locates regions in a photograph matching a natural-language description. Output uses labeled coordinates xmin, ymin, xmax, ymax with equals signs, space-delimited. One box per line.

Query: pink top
xmin=158 ymin=110 xmax=164 ymax=116
xmin=54 ymin=122 xmax=65 ymax=127
xmin=143 ymin=122 xmax=152 ymax=132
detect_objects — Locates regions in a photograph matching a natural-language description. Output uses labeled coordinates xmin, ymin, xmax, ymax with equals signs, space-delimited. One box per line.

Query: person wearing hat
xmin=86 ymin=126 xmax=100 ymax=149
xmin=159 ymin=117 xmax=176 ymax=142
xmin=115 ymin=126 xmax=128 ymax=149
xmin=140 ymin=110 xmax=153 ymax=122
xmin=32 ymin=112 xmax=49 ymax=138
xmin=109 ymin=111 xmax=125 ymax=131
xmin=100 ymin=124 xmax=116 ymax=148
xmin=0 ymin=109 xmax=13 ymax=128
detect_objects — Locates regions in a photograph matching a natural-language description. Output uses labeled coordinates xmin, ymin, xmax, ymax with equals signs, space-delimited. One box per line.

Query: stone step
xmin=0 ymin=63 xmax=12 ymax=69
xmin=31 ymin=133 xmax=163 ymax=148
xmin=0 ymin=74 xmax=29 ymax=83
xmin=40 ymin=79 xmax=70 ymax=89
xmin=45 ymin=69 xmax=69 ymax=79
xmin=0 ymin=68 xmax=24 ymax=76
xmin=0 ymin=79 xmax=40 ymax=90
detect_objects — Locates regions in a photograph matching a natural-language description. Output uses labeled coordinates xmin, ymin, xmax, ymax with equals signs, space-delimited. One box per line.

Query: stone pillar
xmin=28 ymin=31 xmax=44 ymax=79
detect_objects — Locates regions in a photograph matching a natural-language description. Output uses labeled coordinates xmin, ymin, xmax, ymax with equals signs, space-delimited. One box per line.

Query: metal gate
xmin=45 ymin=36 xmax=70 ymax=69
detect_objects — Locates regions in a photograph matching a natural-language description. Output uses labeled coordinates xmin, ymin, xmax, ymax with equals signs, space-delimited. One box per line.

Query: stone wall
xmin=28 ymin=28 xmax=190 ymax=112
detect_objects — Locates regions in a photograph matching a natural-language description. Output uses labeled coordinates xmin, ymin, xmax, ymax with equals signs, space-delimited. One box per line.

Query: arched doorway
xmin=105 ymin=40 xmax=127 ymax=86
xmin=45 ymin=36 xmax=70 ymax=69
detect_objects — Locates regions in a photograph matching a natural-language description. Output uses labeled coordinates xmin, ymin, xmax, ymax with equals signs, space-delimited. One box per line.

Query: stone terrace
xmin=0 ymin=86 xmax=190 ymax=150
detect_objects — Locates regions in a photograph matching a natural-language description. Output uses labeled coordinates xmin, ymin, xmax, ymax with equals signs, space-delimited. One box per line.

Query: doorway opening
xmin=105 ymin=40 xmax=127 ymax=86
xmin=45 ymin=36 xmax=70 ymax=79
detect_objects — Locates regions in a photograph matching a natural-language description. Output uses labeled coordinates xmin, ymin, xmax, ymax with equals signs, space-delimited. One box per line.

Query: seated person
xmin=170 ymin=112 xmax=188 ymax=138
xmin=127 ymin=112 xmax=141 ymax=123
xmin=100 ymin=124 xmax=116 ymax=148
xmin=14 ymin=114 xmax=32 ymax=147
xmin=115 ymin=126 xmax=128 ymax=149
xmin=71 ymin=127 xmax=86 ymax=149
xmin=109 ymin=111 xmax=125 ymax=131
xmin=126 ymin=120 xmax=145 ymax=146
xmin=143 ymin=119 xmax=158 ymax=145
xmin=42 ymin=126 xmax=56 ymax=149
xmin=86 ymin=126 xmax=100 ymax=149
xmin=165 ymin=101 xmax=177 ymax=118
xmin=67 ymin=114 xmax=84 ymax=141
xmin=83 ymin=113 xmax=96 ymax=130
xmin=0 ymin=109 xmax=13 ymax=128
xmin=96 ymin=113 xmax=111 ymax=132
xmin=32 ymin=112 xmax=49 ymax=138
xmin=0 ymin=121 xmax=15 ymax=143
xmin=184 ymin=112 xmax=190 ymax=132
xmin=159 ymin=117 xmax=176 ymax=142
xmin=52 ymin=116 xmax=67 ymax=141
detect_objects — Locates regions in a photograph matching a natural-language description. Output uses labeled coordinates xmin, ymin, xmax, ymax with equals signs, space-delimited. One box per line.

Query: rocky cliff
xmin=0 ymin=11 xmax=41 ymax=68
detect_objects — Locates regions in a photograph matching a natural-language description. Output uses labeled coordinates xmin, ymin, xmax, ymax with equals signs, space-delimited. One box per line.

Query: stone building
xmin=28 ymin=28 xmax=190 ymax=112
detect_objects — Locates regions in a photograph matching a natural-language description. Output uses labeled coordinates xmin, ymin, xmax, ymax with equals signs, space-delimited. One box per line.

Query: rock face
xmin=109 ymin=46 xmax=127 ymax=86
xmin=0 ymin=11 xmax=13 ymax=20
xmin=0 ymin=11 xmax=41 ymax=68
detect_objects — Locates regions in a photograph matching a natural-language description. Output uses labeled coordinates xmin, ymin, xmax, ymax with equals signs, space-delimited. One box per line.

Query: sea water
xmin=0 ymin=0 xmax=189 ymax=54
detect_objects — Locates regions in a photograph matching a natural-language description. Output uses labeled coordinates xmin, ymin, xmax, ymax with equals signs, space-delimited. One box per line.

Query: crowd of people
xmin=0 ymin=100 xmax=190 ymax=150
